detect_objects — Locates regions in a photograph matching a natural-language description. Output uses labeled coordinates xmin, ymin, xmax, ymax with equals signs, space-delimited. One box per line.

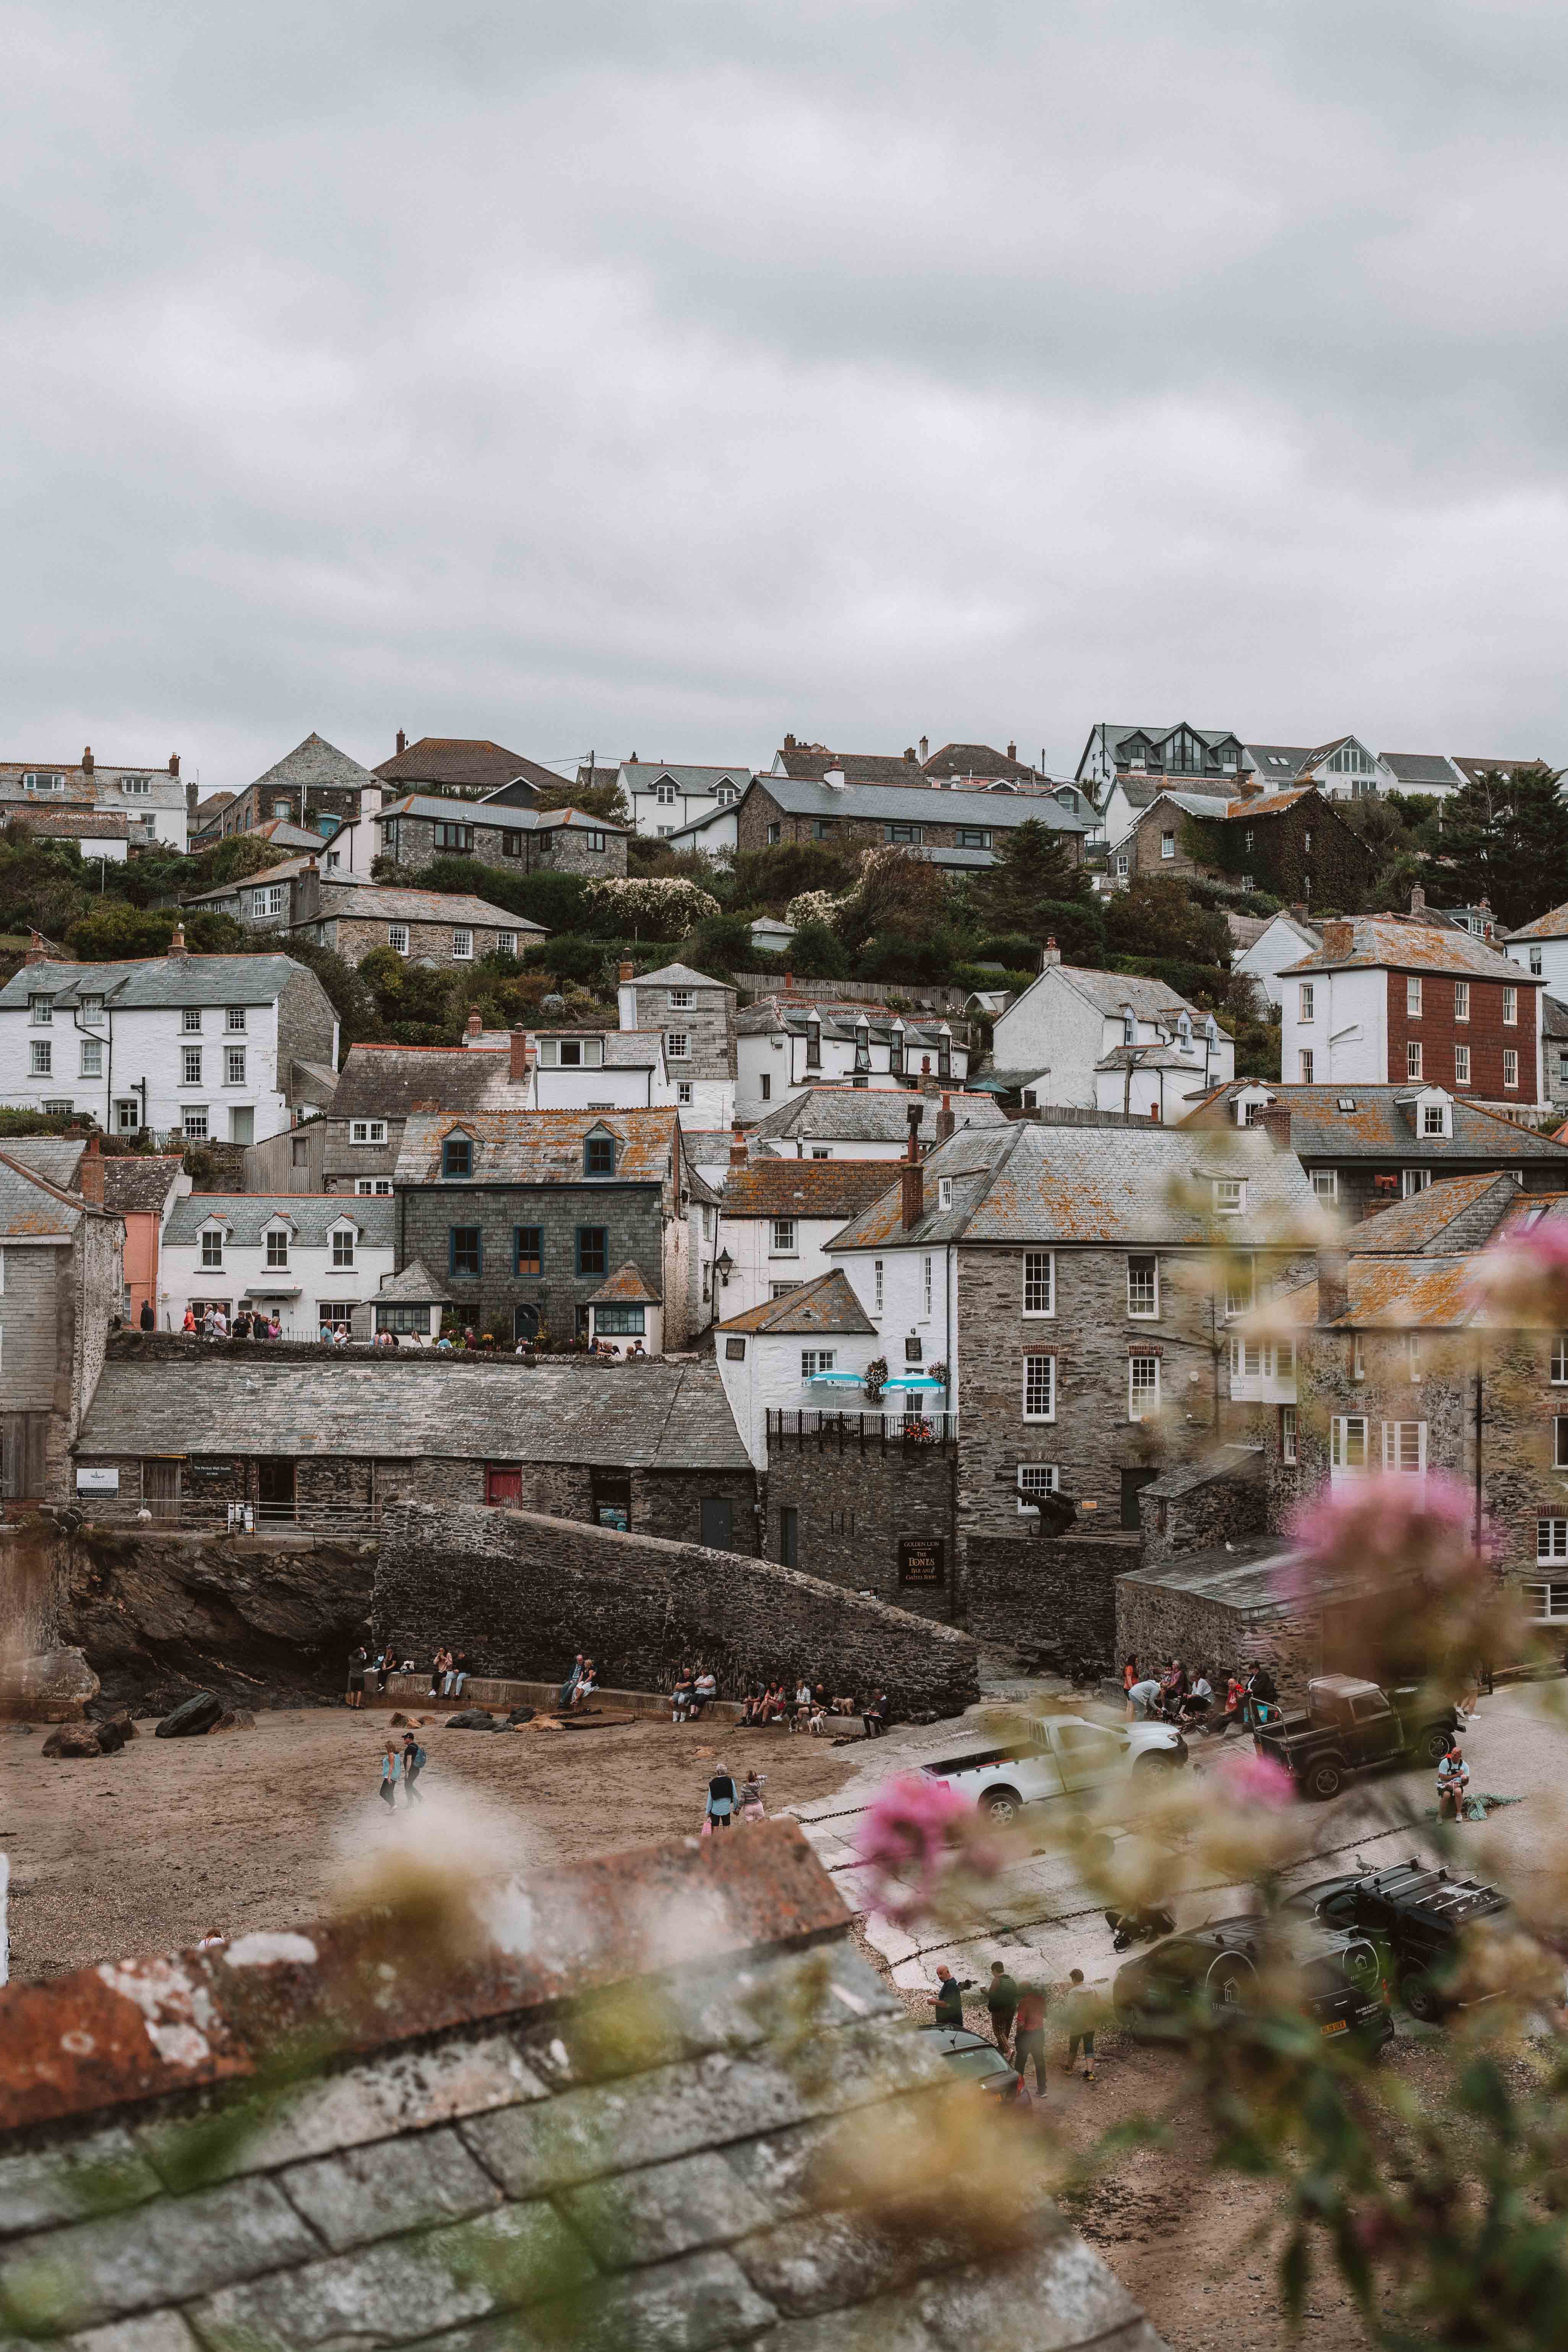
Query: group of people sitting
xmin=427 ymin=1647 xmax=472 ymax=1701
xmin=669 ymin=1664 xmax=718 ymax=1721
xmin=182 ymin=1304 xmax=284 ymax=1341
xmin=1123 ymin=1655 xmax=1279 ymax=1735
xmin=557 ymin=1654 xmax=600 ymax=1708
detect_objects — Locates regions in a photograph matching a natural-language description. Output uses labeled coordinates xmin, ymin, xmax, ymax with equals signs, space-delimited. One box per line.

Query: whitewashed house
xmin=990 ymin=953 xmax=1234 ymax=1116
xmin=745 ymin=1086 xmax=1005 ymax=1161
xmin=1506 ymin=901 xmax=1568 ymax=997
xmin=709 ymin=1150 xmax=897 ymax=1323
xmin=0 ymin=751 xmax=190 ymax=852
xmin=0 ymin=938 xmax=339 ymax=1145
xmin=617 ymin=761 xmax=752 ymax=840
xmin=734 ymin=1000 xmax=968 ymax=1122
xmin=715 ymin=1271 xmax=884 ymax=1470
xmin=1231 ymin=910 xmax=1323 ymax=1010
xmin=158 ymin=1194 xmax=396 ymax=1337
xmin=521 ymin=1029 xmax=672 ymax=1110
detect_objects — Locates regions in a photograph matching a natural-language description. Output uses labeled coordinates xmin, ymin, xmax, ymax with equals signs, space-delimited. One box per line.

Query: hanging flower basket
xmin=864 ymin=1356 xmax=888 ymax=1402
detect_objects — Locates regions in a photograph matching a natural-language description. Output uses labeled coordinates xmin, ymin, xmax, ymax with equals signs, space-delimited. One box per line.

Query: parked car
xmin=920 ymin=1712 xmax=1187 ymax=1825
xmin=1253 ymin=1674 xmax=1461 ymax=1802
xmin=1280 ymin=1859 xmax=1511 ymax=2023
xmin=1112 ymin=1915 xmax=1392 ymax=2051
xmin=919 ymin=2024 xmax=1031 ymax=2106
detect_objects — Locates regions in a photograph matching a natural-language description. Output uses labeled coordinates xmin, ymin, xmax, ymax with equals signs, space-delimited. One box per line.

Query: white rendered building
xmin=159 ymin=1193 xmax=395 ymax=1338
xmin=734 ymin=1000 xmax=967 ymax=1122
xmin=992 ymin=953 xmax=1233 ymax=1115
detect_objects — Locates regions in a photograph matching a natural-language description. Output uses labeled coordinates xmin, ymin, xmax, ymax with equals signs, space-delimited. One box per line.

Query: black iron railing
xmin=765 ymin=1408 xmax=958 ymax=1454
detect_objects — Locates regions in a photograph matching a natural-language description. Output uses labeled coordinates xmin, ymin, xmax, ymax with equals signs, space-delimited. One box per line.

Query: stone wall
xmin=325 ymin=916 xmax=516 ymax=971
xmin=395 ymin=1179 xmax=672 ymax=1349
xmin=374 ymin=1500 xmax=980 ymax=1714
xmin=762 ymin=1426 xmax=956 ymax=1619
xmin=966 ymin=1532 xmax=1139 ymax=1669
xmin=1136 ymin=1452 xmax=1267 ymax=1565
xmin=276 ymin=965 xmax=338 ymax=1079
xmin=1115 ymin=1573 xmax=1322 ymax=1699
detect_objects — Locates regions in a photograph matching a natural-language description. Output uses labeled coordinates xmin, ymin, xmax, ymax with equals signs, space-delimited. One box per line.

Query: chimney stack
xmin=24 ymin=930 xmax=47 ymax=965
xmin=169 ymin=754 xmax=180 ymax=778
xmin=1321 ymin=918 xmax=1354 ymax=961
xmin=465 ymin=1007 xmax=483 ymax=1039
xmin=81 ymin=746 xmax=94 ymax=776
xmin=919 ymin=735 xmax=929 ymax=762
xmin=167 ymin=921 xmax=187 ymax=958
xmin=510 ymin=1027 xmax=532 ymax=1084
xmin=618 ymin=959 xmax=634 ymax=984
xmin=729 ymin=1128 xmax=748 ymax=1168
xmin=1257 ymin=1104 xmax=1293 ymax=1154
xmin=1318 ymin=1245 xmax=1349 ymax=1325
xmin=901 ymin=1104 xmax=924 ymax=1230
xmin=935 ymin=1091 xmax=956 ymax=1143
xmin=1040 ymin=937 xmax=1062 ymax=969
xmin=396 ymin=728 xmax=407 ymax=756
xmin=78 ymin=1132 xmax=104 ymax=1207
xmin=1007 ymin=740 xmax=1016 ymax=762
xmin=1409 ymin=883 xmax=1426 ymax=914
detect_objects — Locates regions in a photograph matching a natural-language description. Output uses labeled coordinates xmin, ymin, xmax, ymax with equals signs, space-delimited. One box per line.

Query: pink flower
xmin=1210 ymin=1749 xmax=1296 ymax=1810
xmin=1470 ymin=1222 xmax=1568 ymax=1326
xmin=857 ymin=1773 xmax=968 ymax=1920
xmin=1284 ymin=1471 xmax=1481 ymax=1594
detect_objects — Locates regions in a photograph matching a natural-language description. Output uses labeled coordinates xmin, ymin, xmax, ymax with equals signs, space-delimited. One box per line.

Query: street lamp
xmin=714 ymin=1248 xmax=734 ymax=1288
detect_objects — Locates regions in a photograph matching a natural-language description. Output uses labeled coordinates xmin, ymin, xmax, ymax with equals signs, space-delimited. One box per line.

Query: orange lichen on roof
xmin=720 ymin=1160 xmax=897 ymax=1218
xmin=1281 ymin=915 xmax=1531 ymax=980
xmin=1336 ymin=1257 xmax=1477 ymax=1328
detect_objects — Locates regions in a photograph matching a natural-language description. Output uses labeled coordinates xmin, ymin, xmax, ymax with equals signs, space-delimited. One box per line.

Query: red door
xmin=485 ymin=1464 xmax=523 ymax=1507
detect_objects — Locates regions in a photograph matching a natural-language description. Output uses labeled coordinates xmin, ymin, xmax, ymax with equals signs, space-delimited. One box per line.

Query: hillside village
xmin=5 ymin=721 xmax=1568 ymax=1682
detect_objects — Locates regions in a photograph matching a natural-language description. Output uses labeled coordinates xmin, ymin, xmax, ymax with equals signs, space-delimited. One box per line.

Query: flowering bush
xmin=1209 ymin=1748 xmax=1296 ymax=1810
xmin=856 ymin=1773 xmax=969 ymax=1920
xmin=583 ymin=877 xmax=720 ymax=938
xmin=1469 ymin=1216 xmax=1568 ymax=1326
xmin=784 ymin=888 xmax=844 ymax=930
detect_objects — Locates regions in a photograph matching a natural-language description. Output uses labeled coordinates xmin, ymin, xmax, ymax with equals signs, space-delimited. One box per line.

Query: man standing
xmin=930 ymin=1964 xmax=972 ymax=2026
xmin=1014 ymin=1981 xmax=1048 ymax=2097
xmin=1062 ymin=1968 xmax=1097 ymax=2082
xmin=985 ymin=1959 xmax=1019 ymax=2056
xmin=401 ymin=1731 xmax=427 ymax=1804
xmin=346 ymin=1645 xmax=368 ymax=1711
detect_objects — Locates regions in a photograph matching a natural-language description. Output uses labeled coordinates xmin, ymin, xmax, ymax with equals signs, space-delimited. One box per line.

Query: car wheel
xmin=1400 ymin=1968 xmax=1446 ymax=2024
xmin=1421 ymin=1724 xmax=1455 ymax=1765
xmin=1306 ymin=1758 xmax=1344 ymax=1802
xmin=1133 ymin=1750 xmax=1179 ymax=1776
xmin=984 ymin=1786 xmax=1022 ymax=1824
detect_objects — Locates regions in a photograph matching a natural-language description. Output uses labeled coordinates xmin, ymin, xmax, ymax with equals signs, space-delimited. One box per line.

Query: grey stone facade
xmin=376 ymin=810 xmax=626 ymax=879
xmin=275 ymin=966 xmax=341 ymax=1090
xmin=761 ymin=1422 xmax=957 ymax=1620
xmin=966 ymin=1531 xmax=1140 ymax=1669
xmin=622 ymin=967 xmax=737 ymax=1085
xmin=395 ymin=1175 xmax=683 ymax=1347
xmin=0 ymin=1157 xmax=122 ymax=1506
xmin=373 ymin=1499 xmax=980 ymax=1713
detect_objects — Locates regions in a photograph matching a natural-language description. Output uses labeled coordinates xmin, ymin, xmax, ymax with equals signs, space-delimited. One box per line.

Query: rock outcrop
xmin=0 ymin=1646 xmax=99 ymax=1723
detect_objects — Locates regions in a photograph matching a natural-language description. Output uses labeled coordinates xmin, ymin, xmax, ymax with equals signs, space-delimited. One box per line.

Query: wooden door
xmin=144 ymin=1460 xmax=181 ymax=1520
xmin=485 ymin=1465 xmax=523 ymax=1507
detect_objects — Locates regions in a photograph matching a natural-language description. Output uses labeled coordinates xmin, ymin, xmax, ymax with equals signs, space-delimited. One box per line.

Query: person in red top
xmin=1013 ymin=1981 xmax=1049 ymax=2097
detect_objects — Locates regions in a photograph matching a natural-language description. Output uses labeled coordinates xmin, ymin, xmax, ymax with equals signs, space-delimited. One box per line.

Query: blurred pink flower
xmin=857 ymin=1773 xmax=968 ymax=1920
xmin=1211 ymin=1749 xmax=1297 ymax=1810
xmin=1284 ymin=1470 xmax=1482 ymax=1596
xmin=1470 ymin=1222 xmax=1568 ymax=1325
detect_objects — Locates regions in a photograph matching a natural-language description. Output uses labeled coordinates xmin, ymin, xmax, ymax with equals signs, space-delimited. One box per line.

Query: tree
xmin=973 ymin=820 xmax=1089 ymax=939
xmin=530 ymin=774 xmax=632 ymax=827
xmin=65 ymin=904 xmax=247 ymax=959
xmin=833 ymin=846 xmax=950 ymax=953
xmin=1105 ymin=877 xmax=1230 ymax=969
xmin=1420 ymin=764 xmax=1568 ymax=927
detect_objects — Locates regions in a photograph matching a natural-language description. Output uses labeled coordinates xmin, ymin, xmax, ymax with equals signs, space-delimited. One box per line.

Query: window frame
xmin=200 ymin=1228 xmax=224 ymax=1269
xmin=1406 ymin=975 xmax=1422 ymax=1017
xmin=1016 ymin=1462 xmax=1060 ymax=1513
xmin=451 ymin=928 xmax=474 ymax=961
xmin=449 ymin=1225 xmax=482 ymax=1277
xmin=1022 ymin=1250 xmax=1055 ymax=1317
xmin=1382 ymin=1419 xmax=1427 ymax=1475
xmin=1503 ymin=1048 xmax=1518 ymax=1089
xmin=1128 ymin=1353 xmax=1160 ymax=1420
xmin=1298 ymin=982 xmax=1314 ymax=1023
xmin=1310 ymin=1168 xmax=1338 ymax=1201
xmin=514 ymin=1226 xmax=543 ymax=1277
xmin=1213 ymin=1177 xmax=1246 ymax=1214
xmin=1281 ymin=1402 xmax=1297 ymax=1463
xmin=1022 ymin=1351 xmax=1056 ymax=1422
xmin=265 ymin=1227 xmax=291 ymax=1269
xmin=575 ymin=1225 xmax=609 ymax=1279
xmin=225 ymin=1045 xmax=246 ymax=1086
xmin=388 ymin=924 xmax=410 ymax=955
xmin=769 ymin=1217 xmax=797 ymax=1256
xmin=1406 ymin=1040 xmax=1422 ymax=1081
xmin=349 ymin=1119 xmax=387 ymax=1145
xmin=1503 ymin=985 xmax=1518 ymax=1025
xmin=330 ymin=1227 xmax=355 ymax=1269
xmin=1454 ymin=1043 xmax=1471 ymax=1086
xmin=1453 ymin=979 xmax=1470 ymax=1022
xmin=583 ymin=1135 xmax=615 ymax=1178
xmin=665 ymin=1031 xmax=690 ymax=1060
xmin=442 ymin=1136 xmax=473 ymax=1179
xmin=1126 ymin=1254 xmax=1159 ymax=1318
xmin=1331 ymin=1414 xmax=1369 ymax=1471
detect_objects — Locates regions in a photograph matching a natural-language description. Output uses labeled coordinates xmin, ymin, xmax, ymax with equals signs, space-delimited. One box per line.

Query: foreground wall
xmin=374 ymin=1500 xmax=980 ymax=1715
xmin=964 ymin=1532 xmax=1139 ymax=1670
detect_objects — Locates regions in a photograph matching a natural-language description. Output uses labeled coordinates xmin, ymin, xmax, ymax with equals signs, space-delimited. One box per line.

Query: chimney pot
xmin=1410 ymin=884 xmax=1426 ymax=914
xmin=1007 ymin=740 xmax=1016 ymax=761
xmin=466 ymin=1007 xmax=482 ymax=1037
xmin=1040 ymin=937 xmax=1062 ymax=969
xmin=919 ymin=735 xmax=928 ymax=762
xmin=24 ymin=930 xmax=47 ymax=965
xmin=167 ymin=921 xmax=187 ymax=958
xmin=901 ymin=1105 xmax=924 ymax=1230
xmin=935 ymin=1091 xmax=956 ymax=1143
xmin=784 ymin=734 xmax=796 ymax=751
xmin=81 ymin=745 xmax=94 ymax=775
xmin=618 ymin=959 xmax=634 ymax=984
xmin=784 ymin=969 xmax=794 ymax=992
xmin=1258 ymin=1104 xmax=1293 ymax=1153
xmin=729 ymin=1128 xmax=748 ymax=1167
xmin=510 ymin=1026 xmax=530 ymax=1084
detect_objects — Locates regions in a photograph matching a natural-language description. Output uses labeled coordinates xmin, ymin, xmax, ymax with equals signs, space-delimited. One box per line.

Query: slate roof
xmin=621 ymin=762 xmax=752 ymax=792
xmin=1047 ymin=964 xmax=1229 ymax=1031
xmin=247 ymin=732 xmax=380 ymax=799
xmin=735 ymin=1000 xmax=956 ymax=1050
xmin=394 ymin=1108 xmax=680 ymax=1187
xmin=747 ymin=1088 xmax=1005 ymax=1144
xmin=719 ymin=1160 xmax=898 ymax=1221
xmin=1110 ymin=779 xmax=1238 ymax=817
xmin=1508 ymin=902 xmax=1568 ymax=942
xmin=304 ymin=884 xmax=545 ymax=932
xmin=1544 ymin=993 xmax=1568 ymax=1040
xmin=1279 ymin=915 xmax=1533 ymax=982
xmin=719 ymin=1268 xmax=879 ymax=1336
xmin=373 ymin=736 xmax=561 ymax=793
xmin=1243 ymin=743 xmax=1315 ymax=779
xmin=1182 ymin=1081 xmax=1568 ymax=1164
xmin=0 ymin=954 xmax=310 ymax=1012
xmin=630 ymin=962 xmax=732 ymax=991
xmin=1094 ymin=722 xmax=1243 ymax=764
xmin=99 ymin=1154 xmax=186 ymax=1216
xmin=375 ymin=795 xmax=626 ymax=835
xmin=828 ymin=1118 xmax=1313 ymax=1251
xmin=6 ymin=807 xmax=131 ymax=839
xmin=164 ymin=1195 xmax=396 ymax=1249
xmin=773 ymin=745 xmax=925 ymax=784
xmin=239 ymin=818 xmax=327 ymax=850
xmin=922 ymin=741 xmax=1044 ymax=784
xmin=1135 ymin=787 xmax=1255 ymax=825
xmin=183 ymin=854 xmax=356 ymax=907
xmin=328 ymin=1046 xmax=518 ymax=1122
xmin=0 ymin=1823 xmax=1155 ymax=2352
xmin=373 ymin=1258 xmax=450 ymax=1303
xmin=1219 ymin=787 xmax=1312 ymax=819
xmin=1116 ymin=1537 xmax=1294 ymax=1617
xmin=0 ymin=1136 xmax=86 ymax=1189
xmin=1451 ymin=754 xmax=1548 ymax=786
xmin=1342 ymin=1170 xmax=1517 ymax=1253
xmin=588 ymin=1261 xmax=661 ymax=1305
xmin=0 ymin=1151 xmax=84 ymax=1240
xmin=1383 ymin=752 xmax=1461 ymax=789
xmin=77 ymin=1352 xmax=750 ymax=1468
xmin=753 ymin=775 xmax=1091 ymax=834
xmin=1320 ymin=1258 xmax=1477 ymax=1329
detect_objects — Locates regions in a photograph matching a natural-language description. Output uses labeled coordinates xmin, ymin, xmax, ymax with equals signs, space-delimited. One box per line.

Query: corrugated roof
xmin=747 ymin=1088 xmax=1005 ymax=1144
xmin=393 ymin=1107 xmax=679 ymax=1187
xmin=164 ymin=1194 xmax=396 ymax=1248
xmin=78 ymin=1352 xmax=749 ymax=1467
xmin=1185 ymin=1081 xmax=1568 ymax=1163
xmin=0 ymin=954 xmax=313 ymax=1011
xmin=754 ymin=774 xmax=1090 ymax=833
xmin=1280 ymin=914 xmax=1531 ymax=980
xmin=829 ymin=1118 xmax=1314 ymax=1251
xmin=719 ymin=1268 xmax=878 ymax=1336
xmin=719 ymin=1159 xmax=898 ymax=1220
xmin=328 ymin=1045 xmax=519 ymax=1121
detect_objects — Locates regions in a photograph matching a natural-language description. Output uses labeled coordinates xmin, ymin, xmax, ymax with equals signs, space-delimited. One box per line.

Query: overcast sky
xmin=3 ymin=1 xmax=1566 ymax=791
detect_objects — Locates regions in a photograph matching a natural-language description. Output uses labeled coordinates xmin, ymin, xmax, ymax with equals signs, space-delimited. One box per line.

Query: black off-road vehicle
xmin=1281 ymin=1859 xmax=1511 ymax=2022
xmin=1253 ymin=1674 xmax=1461 ymax=1801
xmin=1112 ymin=1915 xmax=1393 ymax=2051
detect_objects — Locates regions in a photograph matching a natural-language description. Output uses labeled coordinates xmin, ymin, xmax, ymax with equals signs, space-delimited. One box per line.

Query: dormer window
xmin=200 ymin=1227 xmax=224 ymax=1269
xmin=806 ymin=1017 xmax=821 ymax=1071
xmin=584 ymin=1132 xmax=616 ymax=1178
xmin=119 ymin=777 xmax=152 ymax=796
xmin=265 ymin=1228 xmax=290 ymax=1268
xmin=331 ymin=1224 xmax=356 ymax=1269
xmin=28 ymin=993 xmax=52 ymax=1026
xmin=714 ymin=782 xmax=739 ymax=805
xmin=80 ymin=994 xmax=104 ymax=1025
xmin=21 ymin=771 xmax=64 ymax=792
xmin=1177 ymin=1014 xmax=1191 ymax=1049
xmin=938 ymin=1177 xmax=953 ymax=1212
xmin=654 ymin=780 xmax=678 ymax=804
xmin=1122 ymin=1007 xmax=1135 ymax=1049
xmin=443 ymin=1136 xmax=473 ymax=1178
xmin=1213 ymin=1177 xmax=1246 ymax=1213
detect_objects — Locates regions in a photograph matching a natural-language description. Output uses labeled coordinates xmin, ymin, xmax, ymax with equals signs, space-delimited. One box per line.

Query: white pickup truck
xmin=920 ymin=1713 xmax=1187 ymax=1823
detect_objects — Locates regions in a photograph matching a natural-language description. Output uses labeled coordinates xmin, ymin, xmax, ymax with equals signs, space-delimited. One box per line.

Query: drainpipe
xmin=1473 ymin=1336 xmax=1484 ymax=1557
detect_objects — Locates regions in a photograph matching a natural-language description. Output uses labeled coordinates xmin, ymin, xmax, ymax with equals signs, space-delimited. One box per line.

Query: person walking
xmin=346 ymin=1645 xmax=368 ymax=1710
xmin=1437 ymin=1737 xmax=1471 ymax=1823
xmin=1062 ymin=1969 xmax=1097 ymax=2082
xmin=738 ymin=1767 xmax=767 ymax=1823
xmin=930 ymin=1964 xmax=972 ymax=2026
xmin=138 ymin=1296 xmax=155 ymax=1333
xmin=706 ymin=1763 xmax=738 ymax=1831
xmin=401 ymin=1731 xmax=427 ymax=1804
xmin=1014 ymin=1981 xmax=1049 ymax=2098
xmin=985 ymin=1960 xmax=1019 ymax=2057
xmin=379 ymin=1740 xmax=402 ymax=1809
